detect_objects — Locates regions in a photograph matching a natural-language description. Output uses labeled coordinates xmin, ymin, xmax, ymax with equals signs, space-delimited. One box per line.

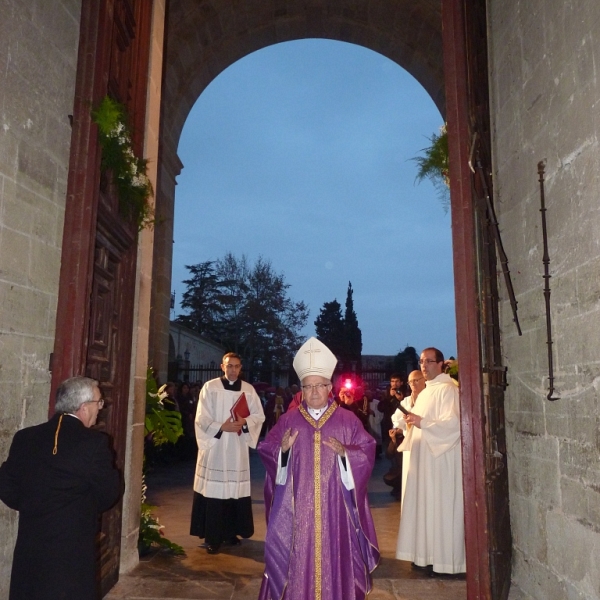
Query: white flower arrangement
xmin=92 ymin=96 xmax=154 ymax=231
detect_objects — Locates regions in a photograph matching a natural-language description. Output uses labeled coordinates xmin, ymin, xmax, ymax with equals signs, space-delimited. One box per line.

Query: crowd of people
xmin=0 ymin=338 xmax=465 ymax=599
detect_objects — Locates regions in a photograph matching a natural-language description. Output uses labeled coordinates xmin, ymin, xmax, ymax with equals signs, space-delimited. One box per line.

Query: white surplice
xmin=391 ymin=394 xmax=417 ymax=506
xmin=395 ymin=373 xmax=466 ymax=574
xmin=193 ymin=378 xmax=265 ymax=499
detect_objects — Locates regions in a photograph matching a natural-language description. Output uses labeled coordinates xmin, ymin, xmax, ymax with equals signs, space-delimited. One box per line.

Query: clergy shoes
xmin=227 ymin=536 xmax=241 ymax=546
xmin=206 ymin=544 xmax=220 ymax=554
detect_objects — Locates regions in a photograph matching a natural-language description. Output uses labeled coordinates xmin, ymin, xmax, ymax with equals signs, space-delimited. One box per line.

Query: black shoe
xmin=411 ymin=563 xmax=433 ymax=572
xmin=206 ymin=544 xmax=220 ymax=554
xmin=227 ymin=537 xmax=241 ymax=546
xmin=430 ymin=570 xmax=466 ymax=579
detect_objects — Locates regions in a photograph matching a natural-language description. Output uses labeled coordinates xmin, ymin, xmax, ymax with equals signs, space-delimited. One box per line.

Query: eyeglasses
xmin=418 ymin=359 xmax=439 ymax=365
xmin=88 ymin=398 xmax=105 ymax=409
xmin=301 ymin=383 xmax=330 ymax=392
xmin=408 ymin=378 xmax=424 ymax=385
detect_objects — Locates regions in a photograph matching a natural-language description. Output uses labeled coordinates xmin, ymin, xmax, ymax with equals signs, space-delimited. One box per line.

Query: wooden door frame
xmin=443 ymin=0 xmax=499 ymax=598
xmin=50 ymin=0 xmax=157 ymax=592
xmin=50 ymin=0 xmax=501 ymax=595
xmin=50 ymin=0 xmax=106 ymax=401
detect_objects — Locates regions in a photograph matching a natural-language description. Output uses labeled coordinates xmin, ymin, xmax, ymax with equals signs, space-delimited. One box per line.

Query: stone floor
xmin=104 ymin=449 xmax=470 ymax=600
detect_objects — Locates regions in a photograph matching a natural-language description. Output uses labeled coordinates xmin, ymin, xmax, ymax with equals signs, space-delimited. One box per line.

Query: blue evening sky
xmin=172 ymin=39 xmax=456 ymax=358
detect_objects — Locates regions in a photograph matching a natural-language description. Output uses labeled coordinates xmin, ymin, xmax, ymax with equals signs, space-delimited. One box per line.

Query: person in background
xmin=391 ymin=370 xmax=427 ymax=504
xmin=273 ymin=386 xmax=286 ymax=425
xmin=190 ymin=352 xmax=265 ymax=554
xmin=176 ymin=381 xmax=198 ymax=457
xmin=377 ymin=374 xmax=404 ymax=454
xmin=338 ymin=383 xmax=371 ymax=430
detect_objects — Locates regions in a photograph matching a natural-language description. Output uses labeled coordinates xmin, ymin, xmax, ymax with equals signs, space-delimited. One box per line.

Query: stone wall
xmin=488 ymin=1 xmax=600 ymax=598
xmin=0 ymin=0 xmax=81 ymax=594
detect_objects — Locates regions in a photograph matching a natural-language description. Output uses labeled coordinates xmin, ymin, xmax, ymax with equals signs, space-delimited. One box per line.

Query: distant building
xmin=359 ymin=355 xmax=395 ymax=390
xmin=168 ymin=322 xmax=225 ymax=383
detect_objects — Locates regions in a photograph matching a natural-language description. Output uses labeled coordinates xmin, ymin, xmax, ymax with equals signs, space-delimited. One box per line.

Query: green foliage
xmin=91 ymin=96 xmax=154 ymax=231
xmin=315 ymin=282 xmax=362 ymax=367
xmin=393 ymin=346 xmax=419 ymax=378
xmin=411 ymin=124 xmax=450 ymax=210
xmin=176 ymin=253 xmax=309 ymax=379
xmin=344 ymin=282 xmax=362 ymax=363
xmin=138 ymin=476 xmax=185 ymax=556
xmin=138 ymin=370 xmax=185 ymax=556
xmin=145 ymin=368 xmax=183 ymax=446
xmin=446 ymin=359 xmax=459 ymax=380
xmin=314 ymin=299 xmax=345 ymax=357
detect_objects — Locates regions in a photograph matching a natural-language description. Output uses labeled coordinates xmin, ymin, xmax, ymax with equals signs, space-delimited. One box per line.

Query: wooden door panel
xmin=464 ymin=0 xmax=512 ymax=596
xmin=52 ymin=0 xmax=153 ymax=595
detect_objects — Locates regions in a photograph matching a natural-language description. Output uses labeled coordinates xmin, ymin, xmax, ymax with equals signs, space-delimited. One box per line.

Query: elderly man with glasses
xmin=395 ymin=347 xmax=466 ymax=576
xmin=388 ymin=370 xmax=427 ymax=504
xmin=258 ymin=337 xmax=379 ymax=600
xmin=0 ymin=376 xmax=121 ymax=599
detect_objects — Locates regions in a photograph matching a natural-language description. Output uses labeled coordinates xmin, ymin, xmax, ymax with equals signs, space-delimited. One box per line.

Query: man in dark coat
xmin=0 ymin=376 xmax=121 ymax=600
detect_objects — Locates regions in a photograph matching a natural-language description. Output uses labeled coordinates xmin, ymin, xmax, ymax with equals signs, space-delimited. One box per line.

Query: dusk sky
xmin=172 ymin=39 xmax=456 ymax=358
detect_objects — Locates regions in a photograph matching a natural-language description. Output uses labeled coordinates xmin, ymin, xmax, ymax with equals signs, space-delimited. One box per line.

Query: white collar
xmin=308 ymin=405 xmax=327 ymax=419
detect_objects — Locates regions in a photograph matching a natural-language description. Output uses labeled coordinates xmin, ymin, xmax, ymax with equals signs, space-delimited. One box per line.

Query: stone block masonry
xmin=488 ymin=0 xmax=600 ymax=598
xmin=0 ymin=1 xmax=82 ymax=597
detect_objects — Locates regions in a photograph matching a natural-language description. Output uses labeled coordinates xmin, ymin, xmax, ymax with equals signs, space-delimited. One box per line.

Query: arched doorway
xmin=52 ymin=1 xmax=511 ymax=598
xmin=153 ymin=2 xmax=511 ymax=598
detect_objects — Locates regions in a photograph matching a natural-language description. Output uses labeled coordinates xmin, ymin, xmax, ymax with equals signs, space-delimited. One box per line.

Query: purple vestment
xmin=258 ymin=400 xmax=380 ymax=600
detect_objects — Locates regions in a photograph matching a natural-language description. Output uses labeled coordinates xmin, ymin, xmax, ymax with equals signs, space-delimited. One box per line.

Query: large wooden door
xmin=464 ymin=2 xmax=513 ymax=599
xmin=443 ymin=0 xmax=512 ymax=598
xmin=51 ymin=0 xmax=153 ymax=594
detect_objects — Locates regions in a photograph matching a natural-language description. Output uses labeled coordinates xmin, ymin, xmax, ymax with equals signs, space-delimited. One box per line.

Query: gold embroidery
xmin=314 ymin=429 xmax=322 ymax=600
xmin=297 ymin=400 xmax=339 ymax=600
xmin=299 ymin=401 xmax=338 ymax=430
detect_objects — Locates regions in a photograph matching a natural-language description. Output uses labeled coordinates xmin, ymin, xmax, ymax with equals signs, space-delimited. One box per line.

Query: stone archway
xmin=146 ymin=2 xmax=510 ymax=599
xmin=149 ymin=0 xmax=445 ymax=378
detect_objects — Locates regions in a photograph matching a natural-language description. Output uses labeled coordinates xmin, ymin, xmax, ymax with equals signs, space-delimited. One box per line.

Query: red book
xmin=230 ymin=393 xmax=250 ymax=435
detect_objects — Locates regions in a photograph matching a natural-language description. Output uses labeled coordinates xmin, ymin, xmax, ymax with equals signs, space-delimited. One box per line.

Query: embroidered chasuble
xmin=258 ymin=400 xmax=380 ymax=600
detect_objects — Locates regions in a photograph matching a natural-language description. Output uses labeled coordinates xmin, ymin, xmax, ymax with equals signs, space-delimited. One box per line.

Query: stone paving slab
xmin=104 ymin=452 xmax=468 ymax=600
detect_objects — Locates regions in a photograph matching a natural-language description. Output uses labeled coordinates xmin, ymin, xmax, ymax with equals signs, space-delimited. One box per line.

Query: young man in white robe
xmin=395 ymin=347 xmax=466 ymax=575
xmin=190 ymin=352 xmax=265 ymax=554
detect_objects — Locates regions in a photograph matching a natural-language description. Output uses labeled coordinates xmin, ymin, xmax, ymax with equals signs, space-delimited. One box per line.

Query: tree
xmin=177 ymin=254 xmax=308 ymax=380
xmin=176 ymin=261 xmax=222 ymax=338
xmin=344 ymin=282 xmax=362 ymax=364
xmin=242 ymin=256 xmax=309 ymax=379
xmin=314 ymin=300 xmax=345 ymax=358
xmin=315 ymin=283 xmax=363 ymax=370
xmin=214 ymin=252 xmax=249 ymax=351
xmin=393 ymin=346 xmax=419 ymax=378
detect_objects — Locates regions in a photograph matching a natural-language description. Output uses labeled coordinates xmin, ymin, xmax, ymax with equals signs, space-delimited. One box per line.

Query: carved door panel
xmin=87 ymin=186 xmax=137 ymax=594
xmin=51 ymin=0 xmax=153 ymax=595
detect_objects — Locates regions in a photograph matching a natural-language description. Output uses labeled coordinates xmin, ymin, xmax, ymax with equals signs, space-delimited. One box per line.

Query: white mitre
xmin=293 ymin=337 xmax=337 ymax=381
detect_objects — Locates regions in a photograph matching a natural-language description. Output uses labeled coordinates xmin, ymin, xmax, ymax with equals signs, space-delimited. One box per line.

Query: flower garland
xmin=91 ymin=96 xmax=154 ymax=231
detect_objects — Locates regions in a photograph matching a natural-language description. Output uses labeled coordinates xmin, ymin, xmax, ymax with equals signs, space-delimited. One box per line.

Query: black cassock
xmin=0 ymin=413 xmax=121 ymax=599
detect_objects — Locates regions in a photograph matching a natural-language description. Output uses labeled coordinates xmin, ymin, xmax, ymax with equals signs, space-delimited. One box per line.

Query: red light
xmin=344 ymin=379 xmax=353 ymax=389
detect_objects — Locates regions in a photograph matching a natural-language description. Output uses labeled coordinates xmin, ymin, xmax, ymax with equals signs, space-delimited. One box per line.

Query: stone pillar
xmin=148 ymin=134 xmax=183 ymax=384
xmin=119 ymin=0 xmax=167 ymax=574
